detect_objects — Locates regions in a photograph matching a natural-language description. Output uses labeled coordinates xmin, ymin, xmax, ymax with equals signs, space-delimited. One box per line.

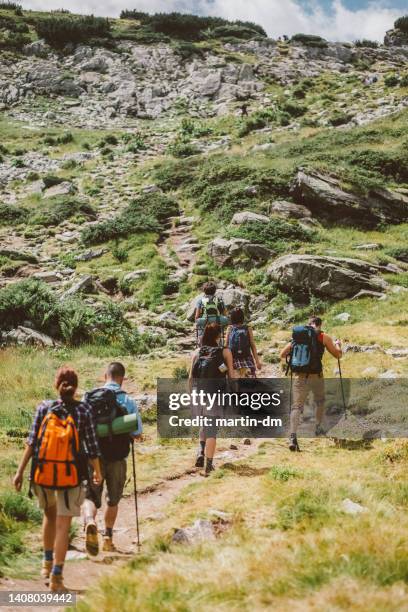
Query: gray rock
xmin=219 ymin=286 xmax=250 ymax=312
xmin=379 ymin=370 xmax=399 ymax=379
xmin=353 ymin=243 xmax=381 ymax=251
xmin=33 ymin=271 xmax=62 ymax=283
xmin=61 ymin=275 xmax=95 ymax=298
xmin=231 ymin=211 xmax=269 ymax=225
xmin=124 ymin=269 xmax=149 ymax=282
xmin=75 ymin=248 xmax=107 ymax=262
xmin=385 ymin=348 xmax=408 ymax=358
xmin=341 ymin=498 xmax=367 ymax=515
xmin=351 ymin=290 xmax=387 ymax=300
xmin=43 ymin=181 xmax=76 ymax=199
xmin=291 ymin=170 xmax=408 ymax=227
xmin=172 ymin=519 xmax=215 ymax=545
xmin=384 ymin=28 xmax=408 ymax=47
xmin=270 ymin=200 xmax=312 ymax=219
xmin=335 ymin=312 xmax=351 ymax=322
xmin=268 ymin=254 xmax=387 ymax=300
xmin=0 ymin=249 xmax=38 ymax=264
xmin=2 ymin=326 xmax=55 ymax=348
xmin=207 ymin=237 xmax=271 ymax=265
xmin=23 ymin=39 xmax=51 ymax=58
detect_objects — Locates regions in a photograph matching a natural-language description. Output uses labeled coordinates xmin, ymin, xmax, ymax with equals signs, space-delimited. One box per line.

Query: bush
xmin=112 ymin=242 xmax=129 ymax=263
xmin=81 ymin=193 xmax=179 ymax=244
xmin=394 ymin=16 xmax=408 ymax=33
xmin=354 ymin=39 xmax=379 ymax=48
xmin=347 ymin=149 xmax=408 ymax=182
xmin=328 ymin=111 xmax=353 ymax=126
xmin=0 ymin=2 xmax=22 ymax=9
xmin=385 ymin=247 xmax=408 ymax=263
xmin=0 ymin=492 xmax=41 ymax=523
xmin=30 ymin=198 xmax=96 ymax=226
xmin=400 ymin=75 xmax=408 ymax=87
xmin=279 ymin=99 xmax=307 ymax=118
xmin=238 ymin=108 xmax=277 ymax=137
xmin=120 ymin=328 xmax=165 ymax=355
xmin=153 ymin=158 xmax=197 ymax=191
xmin=384 ymin=74 xmax=399 ymax=87
xmin=119 ymin=10 xmax=266 ymax=41
xmin=0 ymin=279 xmax=60 ymax=334
xmin=291 ymin=33 xmax=328 ymax=47
xmin=208 ymin=24 xmax=264 ymax=40
xmin=0 ymin=203 xmax=28 ymax=226
xmin=226 ymin=219 xmax=315 ymax=253
xmin=167 ymin=141 xmax=200 ymax=158
xmin=34 ymin=14 xmax=111 ymax=47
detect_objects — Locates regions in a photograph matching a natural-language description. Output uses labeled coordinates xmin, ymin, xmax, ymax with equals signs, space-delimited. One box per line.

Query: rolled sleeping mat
xmin=196 ymin=315 xmax=229 ymax=329
xmin=96 ymin=413 xmax=138 ymax=438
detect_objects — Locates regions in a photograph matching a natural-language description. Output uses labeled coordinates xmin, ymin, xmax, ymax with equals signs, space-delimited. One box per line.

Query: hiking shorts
xmin=292 ymin=373 xmax=325 ymax=413
xmin=86 ymin=458 xmax=127 ymax=508
xmin=32 ymin=483 xmax=86 ymax=517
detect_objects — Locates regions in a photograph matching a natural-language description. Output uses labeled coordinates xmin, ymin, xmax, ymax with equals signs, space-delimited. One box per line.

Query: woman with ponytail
xmin=13 ymin=366 xmax=102 ymax=592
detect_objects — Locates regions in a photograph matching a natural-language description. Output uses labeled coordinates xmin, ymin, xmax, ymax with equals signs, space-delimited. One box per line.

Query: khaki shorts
xmin=33 ymin=483 xmax=86 ymax=517
xmin=292 ymin=373 xmax=325 ymax=413
xmin=86 ymin=458 xmax=127 ymax=508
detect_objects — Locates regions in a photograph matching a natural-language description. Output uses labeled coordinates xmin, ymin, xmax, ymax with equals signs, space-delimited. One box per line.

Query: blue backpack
xmin=286 ymin=325 xmax=324 ymax=375
xmin=228 ymin=325 xmax=251 ymax=359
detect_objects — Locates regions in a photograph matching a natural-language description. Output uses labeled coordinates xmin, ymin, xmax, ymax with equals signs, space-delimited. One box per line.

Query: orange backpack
xmin=34 ymin=401 xmax=80 ymax=489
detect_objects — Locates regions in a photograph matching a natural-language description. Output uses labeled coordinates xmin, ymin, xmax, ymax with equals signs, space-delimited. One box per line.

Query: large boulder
xmin=208 ymin=238 xmax=272 ymax=266
xmin=291 ymin=170 xmax=408 ymax=227
xmin=43 ymin=181 xmax=76 ymax=199
xmin=270 ymin=200 xmax=312 ymax=219
xmin=268 ymin=254 xmax=388 ymax=300
xmin=384 ymin=28 xmax=408 ymax=47
xmin=2 ymin=326 xmax=55 ymax=348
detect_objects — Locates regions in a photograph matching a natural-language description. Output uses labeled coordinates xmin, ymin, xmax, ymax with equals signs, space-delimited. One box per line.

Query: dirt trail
xmin=0 ymin=439 xmax=261 ymax=611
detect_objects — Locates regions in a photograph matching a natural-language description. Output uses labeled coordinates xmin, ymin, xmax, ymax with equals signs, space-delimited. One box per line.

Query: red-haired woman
xmin=189 ymin=323 xmax=234 ymax=475
xmin=13 ymin=367 xmax=102 ymax=592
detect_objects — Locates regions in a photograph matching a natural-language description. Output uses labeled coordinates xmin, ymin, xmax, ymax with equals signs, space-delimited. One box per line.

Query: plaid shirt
xmin=233 ymin=355 xmax=256 ymax=375
xmin=27 ymin=399 xmax=100 ymax=459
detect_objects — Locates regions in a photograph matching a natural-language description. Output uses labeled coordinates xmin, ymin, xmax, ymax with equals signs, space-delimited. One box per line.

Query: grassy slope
xmin=75 ymin=439 xmax=408 ymax=611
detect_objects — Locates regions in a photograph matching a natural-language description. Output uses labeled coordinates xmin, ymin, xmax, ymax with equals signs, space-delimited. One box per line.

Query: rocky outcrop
xmin=291 ymin=170 xmax=408 ymax=227
xmin=1 ymin=326 xmax=55 ymax=348
xmin=384 ymin=28 xmax=408 ymax=47
xmin=268 ymin=254 xmax=388 ymax=300
xmin=269 ymin=200 xmax=312 ymax=219
xmin=208 ymin=237 xmax=272 ymax=266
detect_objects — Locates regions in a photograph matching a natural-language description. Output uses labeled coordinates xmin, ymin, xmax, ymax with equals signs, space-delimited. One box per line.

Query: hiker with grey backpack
xmin=280 ymin=316 xmax=342 ymax=452
xmin=81 ymin=362 xmax=142 ymax=556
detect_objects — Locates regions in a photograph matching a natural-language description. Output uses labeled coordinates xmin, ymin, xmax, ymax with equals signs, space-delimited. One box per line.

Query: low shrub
xmin=385 ymin=247 xmax=408 ymax=263
xmin=81 ymin=193 xmax=179 ymax=244
xmin=0 ymin=491 xmax=41 ymax=523
xmin=226 ymin=219 xmax=315 ymax=253
xmin=30 ymin=198 xmax=96 ymax=226
xmin=0 ymin=203 xmax=28 ymax=226
xmin=0 ymin=279 xmax=60 ymax=334
xmin=384 ymin=74 xmax=399 ymax=87
xmin=34 ymin=14 xmax=111 ymax=47
xmin=346 ymin=149 xmax=408 ymax=182
xmin=167 ymin=141 xmax=200 ymax=158
xmin=279 ymin=99 xmax=307 ymax=118
xmin=354 ymin=39 xmax=379 ymax=48
xmin=291 ymin=33 xmax=328 ymax=47
xmin=394 ymin=15 xmax=408 ymax=33
xmin=328 ymin=111 xmax=353 ymax=126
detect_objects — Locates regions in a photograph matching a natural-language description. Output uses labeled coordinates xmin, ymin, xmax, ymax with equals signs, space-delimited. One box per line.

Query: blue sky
xmin=23 ymin=0 xmax=405 ymax=41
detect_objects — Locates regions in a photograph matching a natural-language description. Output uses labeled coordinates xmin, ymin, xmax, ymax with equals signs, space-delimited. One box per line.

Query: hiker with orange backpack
xmin=280 ymin=316 xmax=342 ymax=452
xmin=13 ymin=367 xmax=102 ymax=592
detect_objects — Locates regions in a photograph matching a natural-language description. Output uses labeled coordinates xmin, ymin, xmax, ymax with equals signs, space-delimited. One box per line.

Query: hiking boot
xmin=102 ymin=536 xmax=117 ymax=553
xmin=41 ymin=560 xmax=53 ymax=583
xmin=289 ymin=434 xmax=300 ymax=452
xmin=195 ymin=452 xmax=205 ymax=468
xmin=85 ymin=521 xmax=99 ymax=557
xmin=315 ymin=424 xmax=326 ymax=437
xmin=50 ymin=574 xmax=67 ymax=593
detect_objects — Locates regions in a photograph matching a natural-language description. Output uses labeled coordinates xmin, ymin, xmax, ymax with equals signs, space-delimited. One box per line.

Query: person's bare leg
xmin=205 ymin=438 xmax=216 ymax=459
xmin=315 ymin=401 xmax=325 ymax=426
xmin=82 ymin=499 xmax=97 ymax=524
xmin=53 ymin=516 xmax=72 ymax=566
xmin=104 ymin=505 xmax=118 ymax=530
xmin=82 ymin=499 xmax=99 ymax=557
xmin=43 ymin=505 xmax=57 ymax=551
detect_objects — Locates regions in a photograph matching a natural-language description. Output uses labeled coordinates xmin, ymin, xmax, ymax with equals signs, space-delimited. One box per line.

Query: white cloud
xmin=22 ymin=0 xmax=402 ymax=42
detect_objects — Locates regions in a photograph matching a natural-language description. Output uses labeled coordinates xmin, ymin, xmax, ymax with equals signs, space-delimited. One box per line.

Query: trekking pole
xmin=338 ymin=358 xmax=347 ymax=420
xmin=131 ymin=440 xmax=141 ymax=551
